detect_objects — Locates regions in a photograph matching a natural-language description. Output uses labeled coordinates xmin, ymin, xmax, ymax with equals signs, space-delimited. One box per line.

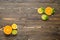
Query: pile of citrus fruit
xmin=3 ymin=23 xmax=18 ymax=35
xmin=37 ymin=7 xmax=55 ymax=21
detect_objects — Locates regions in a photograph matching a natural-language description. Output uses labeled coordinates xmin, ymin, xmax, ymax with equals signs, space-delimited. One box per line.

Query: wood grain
xmin=0 ymin=0 xmax=60 ymax=40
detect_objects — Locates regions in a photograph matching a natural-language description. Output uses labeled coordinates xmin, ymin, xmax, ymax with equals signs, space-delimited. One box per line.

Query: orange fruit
xmin=3 ymin=25 xmax=12 ymax=35
xmin=45 ymin=7 xmax=53 ymax=15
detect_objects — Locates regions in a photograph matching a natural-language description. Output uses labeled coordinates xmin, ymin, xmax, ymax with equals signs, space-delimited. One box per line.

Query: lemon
xmin=37 ymin=7 xmax=44 ymax=14
xmin=12 ymin=24 xmax=17 ymax=29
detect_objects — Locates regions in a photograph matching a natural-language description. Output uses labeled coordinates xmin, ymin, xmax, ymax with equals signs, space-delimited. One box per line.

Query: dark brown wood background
xmin=0 ymin=0 xmax=60 ymax=40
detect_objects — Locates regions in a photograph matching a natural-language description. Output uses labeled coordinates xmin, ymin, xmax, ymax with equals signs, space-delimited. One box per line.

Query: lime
xmin=41 ymin=14 xmax=48 ymax=20
xmin=12 ymin=30 xmax=17 ymax=35
xmin=52 ymin=8 xmax=55 ymax=15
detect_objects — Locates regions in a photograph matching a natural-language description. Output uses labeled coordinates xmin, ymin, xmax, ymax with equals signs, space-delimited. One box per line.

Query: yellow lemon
xmin=12 ymin=24 xmax=17 ymax=29
xmin=37 ymin=7 xmax=44 ymax=14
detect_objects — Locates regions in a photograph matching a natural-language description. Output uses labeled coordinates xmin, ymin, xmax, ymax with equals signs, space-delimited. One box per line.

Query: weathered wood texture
xmin=0 ymin=0 xmax=60 ymax=40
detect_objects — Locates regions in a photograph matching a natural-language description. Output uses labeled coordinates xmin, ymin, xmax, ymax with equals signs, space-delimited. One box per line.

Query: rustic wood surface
xmin=0 ymin=0 xmax=60 ymax=40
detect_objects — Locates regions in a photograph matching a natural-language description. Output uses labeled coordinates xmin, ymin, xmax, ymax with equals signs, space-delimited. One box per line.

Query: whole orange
xmin=45 ymin=7 xmax=53 ymax=15
xmin=3 ymin=25 xmax=12 ymax=35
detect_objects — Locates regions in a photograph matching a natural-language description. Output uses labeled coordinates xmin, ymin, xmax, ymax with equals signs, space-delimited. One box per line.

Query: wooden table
xmin=0 ymin=0 xmax=60 ymax=40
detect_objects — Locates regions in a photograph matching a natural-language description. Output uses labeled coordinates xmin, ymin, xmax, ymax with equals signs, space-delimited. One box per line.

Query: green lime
xmin=12 ymin=30 xmax=17 ymax=35
xmin=52 ymin=8 xmax=55 ymax=15
xmin=37 ymin=7 xmax=44 ymax=14
xmin=41 ymin=14 xmax=48 ymax=20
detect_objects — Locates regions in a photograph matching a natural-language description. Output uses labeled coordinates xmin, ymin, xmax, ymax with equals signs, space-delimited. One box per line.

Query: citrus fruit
xmin=12 ymin=30 xmax=17 ymax=35
xmin=41 ymin=14 xmax=48 ymax=20
xmin=45 ymin=7 xmax=54 ymax=15
xmin=12 ymin=24 xmax=17 ymax=29
xmin=37 ymin=7 xmax=44 ymax=14
xmin=3 ymin=25 xmax=12 ymax=35
xmin=52 ymin=8 xmax=55 ymax=15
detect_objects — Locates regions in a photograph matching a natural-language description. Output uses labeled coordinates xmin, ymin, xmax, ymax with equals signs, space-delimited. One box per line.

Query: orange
xmin=3 ymin=25 xmax=12 ymax=35
xmin=45 ymin=7 xmax=53 ymax=15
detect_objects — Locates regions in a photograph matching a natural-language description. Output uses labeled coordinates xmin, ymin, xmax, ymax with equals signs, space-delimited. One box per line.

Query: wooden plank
xmin=0 ymin=2 xmax=60 ymax=40
xmin=0 ymin=0 xmax=55 ymax=3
